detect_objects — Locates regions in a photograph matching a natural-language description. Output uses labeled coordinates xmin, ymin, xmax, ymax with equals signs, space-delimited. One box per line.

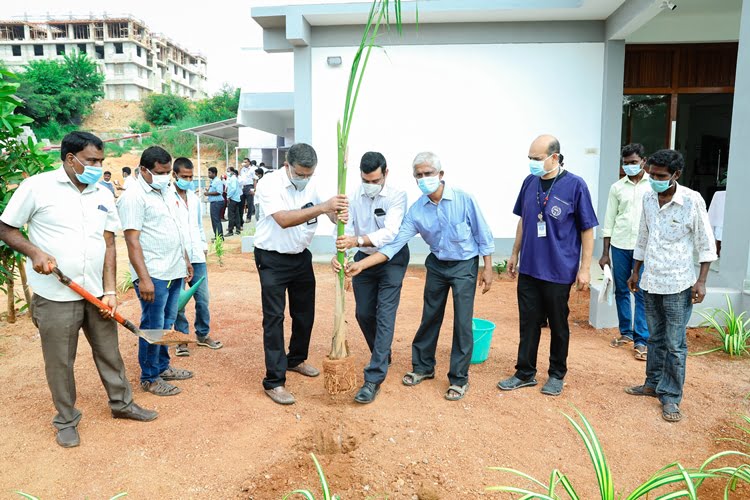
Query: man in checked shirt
xmin=625 ymin=149 xmax=717 ymax=423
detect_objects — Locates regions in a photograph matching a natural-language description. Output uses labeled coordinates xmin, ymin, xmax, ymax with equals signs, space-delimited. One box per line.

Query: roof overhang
xmin=181 ymin=118 xmax=243 ymax=143
xmin=237 ymin=92 xmax=294 ymax=138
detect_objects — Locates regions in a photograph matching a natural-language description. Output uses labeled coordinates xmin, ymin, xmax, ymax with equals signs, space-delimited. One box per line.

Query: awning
xmin=181 ymin=118 xmax=243 ymax=143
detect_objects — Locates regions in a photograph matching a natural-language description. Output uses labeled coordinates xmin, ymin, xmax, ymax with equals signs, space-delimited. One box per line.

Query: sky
xmin=6 ymin=0 xmax=371 ymax=94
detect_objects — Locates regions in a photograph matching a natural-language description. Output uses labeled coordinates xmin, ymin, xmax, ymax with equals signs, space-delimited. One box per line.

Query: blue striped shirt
xmin=380 ymin=184 xmax=494 ymax=261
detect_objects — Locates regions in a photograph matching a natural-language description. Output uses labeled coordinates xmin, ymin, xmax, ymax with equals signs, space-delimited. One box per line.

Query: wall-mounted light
xmin=660 ymin=1 xmax=677 ymax=11
xmin=327 ymin=56 xmax=342 ymax=67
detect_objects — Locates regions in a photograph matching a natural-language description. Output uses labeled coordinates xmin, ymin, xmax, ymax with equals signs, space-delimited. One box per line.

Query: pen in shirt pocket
xmin=97 ymin=205 xmax=108 ymax=213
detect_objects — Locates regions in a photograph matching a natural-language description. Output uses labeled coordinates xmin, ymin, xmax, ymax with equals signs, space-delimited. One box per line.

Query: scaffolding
xmin=73 ymin=23 xmax=90 ymax=39
xmin=0 ymin=25 xmax=24 ymax=41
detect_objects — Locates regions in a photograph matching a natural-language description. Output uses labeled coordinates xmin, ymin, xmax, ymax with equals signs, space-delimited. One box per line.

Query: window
xmin=34 ymin=45 xmax=44 ymax=56
xmin=11 ymin=45 xmax=21 ymax=56
xmin=136 ymin=46 xmax=141 ymax=57
xmin=114 ymin=42 xmax=123 ymax=54
xmin=183 ymin=69 xmax=187 ymax=79
xmin=77 ymin=43 xmax=87 ymax=54
xmin=56 ymin=44 xmax=65 ymax=56
xmin=74 ymin=24 xmax=90 ymax=40
xmin=114 ymin=86 xmax=125 ymax=100
xmin=114 ymin=65 xmax=124 ymax=76
xmin=51 ymin=24 xmax=67 ymax=39
xmin=138 ymin=67 xmax=145 ymax=79
xmin=95 ymin=45 xmax=104 ymax=59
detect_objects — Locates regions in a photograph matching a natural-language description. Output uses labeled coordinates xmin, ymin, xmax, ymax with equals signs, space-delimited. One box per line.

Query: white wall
xmin=310 ymin=42 xmax=605 ymax=239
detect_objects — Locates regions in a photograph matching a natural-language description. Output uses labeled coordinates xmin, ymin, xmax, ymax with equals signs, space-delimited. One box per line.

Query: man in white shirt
xmin=116 ymin=166 xmax=135 ymax=193
xmin=0 ymin=132 xmax=157 ymax=448
xmin=625 ymin=149 xmax=717 ymax=423
xmin=171 ymin=157 xmax=223 ymax=356
xmin=118 ymin=146 xmax=194 ymax=397
xmin=254 ymin=143 xmax=348 ymax=405
xmin=331 ymin=152 xmax=408 ymax=404
xmin=599 ymin=143 xmax=652 ymax=360
xmin=239 ymin=158 xmax=257 ymax=223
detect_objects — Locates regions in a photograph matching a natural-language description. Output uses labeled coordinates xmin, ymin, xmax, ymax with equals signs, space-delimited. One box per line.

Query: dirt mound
xmin=82 ymin=100 xmax=145 ymax=134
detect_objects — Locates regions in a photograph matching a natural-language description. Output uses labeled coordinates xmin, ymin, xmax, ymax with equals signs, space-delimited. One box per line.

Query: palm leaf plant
xmin=487 ymin=408 xmax=719 ymax=499
xmin=694 ymin=295 xmax=750 ymax=357
xmin=326 ymin=0 xmax=413 ymax=392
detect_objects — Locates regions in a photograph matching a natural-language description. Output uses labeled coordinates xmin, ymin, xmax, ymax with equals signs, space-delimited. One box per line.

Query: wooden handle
xmin=52 ymin=267 xmax=138 ymax=333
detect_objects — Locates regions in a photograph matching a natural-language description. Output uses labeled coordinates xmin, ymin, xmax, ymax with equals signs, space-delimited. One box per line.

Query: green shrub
xmin=105 ymin=140 xmax=134 ymax=158
xmin=32 ymin=121 xmax=78 ymax=142
xmin=142 ymin=93 xmax=189 ymax=126
xmin=128 ymin=120 xmax=152 ymax=134
xmin=695 ymin=295 xmax=750 ymax=357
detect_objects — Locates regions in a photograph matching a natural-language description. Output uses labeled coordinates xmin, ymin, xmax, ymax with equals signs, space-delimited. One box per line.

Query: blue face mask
xmin=649 ymin=175 xmax=674 ymax=193
xmin=529 ymin=154 xmax=556 ymax=177
xmin=175 ymin=178 xmax=194 ymax=191
xmin=417 ymin=175 xmax=441 ymax=195
xmin=622 ymin=163 xmax=643 ymax=177
xmin=72 ymin=156 xmax=103 ymax=185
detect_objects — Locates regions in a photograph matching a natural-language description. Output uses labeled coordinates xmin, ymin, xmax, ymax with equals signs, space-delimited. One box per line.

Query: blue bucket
xmin=471 ymin=318 xmax=496 ymax=364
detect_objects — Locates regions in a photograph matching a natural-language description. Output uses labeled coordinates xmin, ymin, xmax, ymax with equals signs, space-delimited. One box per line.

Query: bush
xmin=142 ymin=93 xmax=189 ymax=126
xmin=192 ymin=84 xmax=240 ymax=123
xmin=32 ymin=121 xmax=78 ymax=142
xmin=105 ymin=140 xmax=135 ymax=158
xmin=128 ymin=121 xmax=152 ymax=134
xmin=16 ymin=52 xmax=104 ymax=126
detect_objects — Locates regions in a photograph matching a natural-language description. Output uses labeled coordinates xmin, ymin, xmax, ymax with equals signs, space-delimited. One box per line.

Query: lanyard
xmin=536 ymin=169 xmax=562 ymax=222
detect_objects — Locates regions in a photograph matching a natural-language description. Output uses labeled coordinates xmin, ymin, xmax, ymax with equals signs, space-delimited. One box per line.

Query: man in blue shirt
xmin=347 ymin=152 xmax=495 ymax=402
xmin=498 ymin=135 xmax=598 ymax=396
xmin=204 ymin=167 xmax=225 ymax=240
xmin=225 ymin=167 xmax=242 ymax=236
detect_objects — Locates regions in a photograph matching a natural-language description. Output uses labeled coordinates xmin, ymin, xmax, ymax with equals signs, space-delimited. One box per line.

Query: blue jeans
xmin=611 ymin=246 xmax=649 ymax=346
xmin=134 ymin=277 xmax=183 ymax=383
xmin=643 ymin=288 xmax=692 ymax=405
xmin=175 ymin=263 xmax=210 ymax=338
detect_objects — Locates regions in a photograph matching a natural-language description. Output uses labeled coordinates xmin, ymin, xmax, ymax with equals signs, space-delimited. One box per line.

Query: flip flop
xmin=610 ymin=336 xmax=634 ymax=348
xmin=662 ymin=403 xmax=683 ymax=422
xmin=634 ymin=345 xmax=648 ymax=361
xmin=402 ymin=371 xmax=435 ymax=386
xmin=444 ymin=383 xmax=469 ymax=401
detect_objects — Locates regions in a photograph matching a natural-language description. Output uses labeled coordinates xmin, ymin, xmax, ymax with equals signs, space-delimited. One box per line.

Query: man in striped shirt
xmin=118 ymin=146 xmax=195 ymax=397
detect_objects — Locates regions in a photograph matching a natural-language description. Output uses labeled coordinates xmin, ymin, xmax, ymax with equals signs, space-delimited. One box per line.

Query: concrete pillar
xmin=718 ymin=0 xmax=750 ymax=294
xmin=595 ymin=40 xmax=626 ymax=256
xmin=293 ymin=46 xmax=312 ymax=144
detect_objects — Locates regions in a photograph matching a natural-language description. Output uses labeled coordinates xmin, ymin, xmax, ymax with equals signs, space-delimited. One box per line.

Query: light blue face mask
xmin=649 ymin=174 xmax=674 ymax=193
xmin=417 ymin=175 xmax=441 ymax=195
xmin=72 ymin=156 xmax=103 ymax=185
xmin=529 ymin=154 xmax=557 ymax=177
xmin=622 ymin=163 xmax=643 ymax=177
xmin=175 ymin=178 xmax=195 ymax=191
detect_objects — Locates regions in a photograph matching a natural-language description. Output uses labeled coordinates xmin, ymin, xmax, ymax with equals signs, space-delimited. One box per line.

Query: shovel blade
xmin=136 ymin=329 xmax=197 ymax=346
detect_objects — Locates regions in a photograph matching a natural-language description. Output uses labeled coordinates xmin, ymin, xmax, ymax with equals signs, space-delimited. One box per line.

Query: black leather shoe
xmin=354 ymin=382 xmax=381 ymax=404
xmin=112 ymin=403 xmax=159 ymax=422
xmin=56 ymin=427 xmax=80 ymax=448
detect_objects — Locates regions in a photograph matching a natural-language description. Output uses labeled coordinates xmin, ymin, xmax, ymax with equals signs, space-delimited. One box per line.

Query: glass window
xmin=621 ymin=95 xmax=670 ymax=157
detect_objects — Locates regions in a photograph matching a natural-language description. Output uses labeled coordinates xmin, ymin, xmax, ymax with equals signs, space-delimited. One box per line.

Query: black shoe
xmin=56 ymin=426 xmax=80 ymax=448
xmin=354 ymin=382 xmax=381 ymax=404
xmin=112 ymin=402 xmax=159 ymax=422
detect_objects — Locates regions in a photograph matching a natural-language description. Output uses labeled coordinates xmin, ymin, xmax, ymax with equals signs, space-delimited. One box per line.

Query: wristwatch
xmin=357 ymin=236 xmax=365 ymax=247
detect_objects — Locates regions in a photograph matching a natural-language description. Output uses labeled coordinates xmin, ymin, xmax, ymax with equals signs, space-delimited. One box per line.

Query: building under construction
xmin=0 ymin=14 xmax=207 ymax=101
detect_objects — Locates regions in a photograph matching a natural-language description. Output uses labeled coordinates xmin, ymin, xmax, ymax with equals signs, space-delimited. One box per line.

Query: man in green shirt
xmin=599 ymin=143 xmax=651 ymax=361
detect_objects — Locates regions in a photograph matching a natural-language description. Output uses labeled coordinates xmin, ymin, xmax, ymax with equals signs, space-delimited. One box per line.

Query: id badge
xmin=537 ymin=221 xmax=547 ymax=238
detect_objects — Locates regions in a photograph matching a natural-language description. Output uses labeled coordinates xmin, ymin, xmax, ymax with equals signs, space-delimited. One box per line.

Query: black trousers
xmin=254 ymin=248 xmax=316 ymax=389
xmin=412 ymin=253 xmax=478 ymax=386
xmin=241 ymin=186 xmax=254 ymax=220
xmin=209 ymin=201 xmax=224 ymax=238
xmin=227 ymin=199 xmax=242 ymax=234
xmin=515 ymin=273 xmax=572 ymax=380
xmin=352 ymin=246 xmax=410 ymax=384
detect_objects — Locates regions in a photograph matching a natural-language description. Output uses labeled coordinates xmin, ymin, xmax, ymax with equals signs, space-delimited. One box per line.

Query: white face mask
xmin=150 ymin=173 xmax=171 ymax=191
xmin=362 ymin=182 xmax=383 ymax=198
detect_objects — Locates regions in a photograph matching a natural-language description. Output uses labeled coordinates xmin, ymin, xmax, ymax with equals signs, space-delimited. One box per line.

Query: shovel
xmin=51 ymin=267 xmax=192 ymax=346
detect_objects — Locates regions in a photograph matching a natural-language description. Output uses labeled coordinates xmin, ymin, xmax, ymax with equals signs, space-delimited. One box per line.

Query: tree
xmin=15 ymin=51 xmax=104 ymax=126
xmin=325 ymin=0 xmax=410 ymax=394
xmin=142 ymin=93 xmax=190 ymax=126
xmin=192 ymin=84 xmax=240 ymax=124
xmin=0 ymin=69 xmax=56 ymax=322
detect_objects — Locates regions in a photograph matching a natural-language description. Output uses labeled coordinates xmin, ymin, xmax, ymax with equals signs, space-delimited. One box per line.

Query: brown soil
xmin=81 ymin=100 xmax=146 ymax=134
xmin=2 ymin=237 xmax=749 ymax=499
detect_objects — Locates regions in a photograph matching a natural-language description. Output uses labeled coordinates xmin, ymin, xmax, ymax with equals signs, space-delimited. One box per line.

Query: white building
xmin=0 ymin=15 xmax=207 ymax=101
xmin=241 ymin=0 xmax=749 ymax=324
